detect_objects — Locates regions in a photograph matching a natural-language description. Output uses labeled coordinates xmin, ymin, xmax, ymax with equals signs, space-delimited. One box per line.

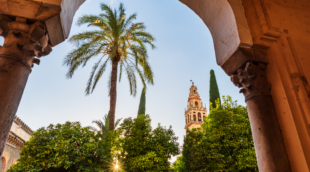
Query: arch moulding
xmin=180 ymin=0 xmax=253 ymax=75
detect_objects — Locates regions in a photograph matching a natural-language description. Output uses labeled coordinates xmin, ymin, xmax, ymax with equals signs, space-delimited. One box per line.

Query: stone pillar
xmin=231 ymin=62 xmax=291 ymax=172
xmin=0 ymin=15 xmax=52 ymax=157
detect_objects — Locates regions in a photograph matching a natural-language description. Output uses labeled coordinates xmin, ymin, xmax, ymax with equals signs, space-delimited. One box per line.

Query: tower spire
xmin=184 ymin=83 xmax=208 ymax=130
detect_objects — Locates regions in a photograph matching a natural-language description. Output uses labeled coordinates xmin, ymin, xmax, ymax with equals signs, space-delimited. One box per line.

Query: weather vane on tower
xmin=190 ymin=80 xmax=194 ymax=86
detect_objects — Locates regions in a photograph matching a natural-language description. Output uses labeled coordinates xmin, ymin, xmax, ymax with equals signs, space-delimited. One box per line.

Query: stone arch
xmin=178 ymin=1 xmax=294 ymax=171
xmin=1 ymin=157 xmax=6 ymax=172
xmin=179 ymin=0 xmax=253 ymax=74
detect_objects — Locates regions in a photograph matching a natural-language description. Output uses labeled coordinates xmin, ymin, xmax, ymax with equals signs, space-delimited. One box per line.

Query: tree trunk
xmin=109 ymin=60 xmax=119 ymax=131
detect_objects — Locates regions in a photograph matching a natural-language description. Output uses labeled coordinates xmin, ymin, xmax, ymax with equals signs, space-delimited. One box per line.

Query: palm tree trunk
xmin=109 ymin=60 xmax=119 ymax=131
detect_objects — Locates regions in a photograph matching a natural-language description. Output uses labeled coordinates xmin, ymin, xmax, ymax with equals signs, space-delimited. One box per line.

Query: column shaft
xmin=247 ymin=96 xmax=291 ymax=171
xmin=0 ymin=15 xmax=52 ymax=159
xmin=0 ymin=57 xmax=30 ymax=157
xmin=231 ymin=61 xmax=291 ymax=172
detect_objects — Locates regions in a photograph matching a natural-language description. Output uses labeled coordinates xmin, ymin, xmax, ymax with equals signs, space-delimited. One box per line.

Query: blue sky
xmin=0 ymin=0 xmax=245 ymax=160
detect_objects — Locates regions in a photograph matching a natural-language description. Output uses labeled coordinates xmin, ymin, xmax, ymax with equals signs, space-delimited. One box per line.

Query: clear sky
xmin=0 ymin=0 xmax=245 ymax=161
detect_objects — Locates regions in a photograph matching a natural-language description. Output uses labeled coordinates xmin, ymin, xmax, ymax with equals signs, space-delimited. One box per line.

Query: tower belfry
xmin=185 ymin=83 xmax=207 ymax=130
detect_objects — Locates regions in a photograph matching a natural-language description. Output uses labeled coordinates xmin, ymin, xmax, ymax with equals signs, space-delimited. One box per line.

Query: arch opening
xmin=0 ymin=37 xmax=3 ymax=46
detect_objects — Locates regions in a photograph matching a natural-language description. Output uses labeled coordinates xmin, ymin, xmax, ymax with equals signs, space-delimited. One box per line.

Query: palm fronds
xmin=92 ymin=111 xmax=122 ymax=137
xmin=65 ymin=3 xmax=155 ymax=95
xmin=65 ymin=3 xmax=155 ymax=130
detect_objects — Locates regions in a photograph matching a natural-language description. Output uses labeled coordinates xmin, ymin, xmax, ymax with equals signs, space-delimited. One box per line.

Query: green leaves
xmin=65 ymin=2 xmax=156 ymax=96
xmin=117 ymin=115 xmax=180 ymax=172
xmin=8 ymin=122 xmax=113 ymax=172
xmin=183 ymin=96 xmax=258 ymax=171
xmin=170 ymin=156 xmax=186 ymax=172
xmin=91 ymin=112 xmax=122 ymax=138
xmin=8 ymin=115 xmax=179 ymax=172
xmin=209 ymin=69 xmax=221 ymax=110
xmin=137 ymin=87 xmax=146 ymax=116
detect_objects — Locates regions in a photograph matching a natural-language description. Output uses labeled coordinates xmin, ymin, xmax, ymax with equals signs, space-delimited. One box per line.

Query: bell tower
xmin=185 ymin=82 xmax=207 ymax=130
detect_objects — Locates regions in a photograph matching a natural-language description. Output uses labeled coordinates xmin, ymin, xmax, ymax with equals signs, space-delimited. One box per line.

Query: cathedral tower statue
xmin=185 ymin=82 xmax=207 ymax=130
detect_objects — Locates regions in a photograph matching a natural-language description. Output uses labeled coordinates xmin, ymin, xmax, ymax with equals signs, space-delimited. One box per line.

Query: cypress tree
xmin=137 ymin=87 xmax=146 ymax=116
xmin=209 ymin=69 xmax=221 ymax=110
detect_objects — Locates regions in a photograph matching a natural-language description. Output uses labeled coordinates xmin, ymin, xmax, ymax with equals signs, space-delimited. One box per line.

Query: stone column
xmin=0 ymin=15 xmax=52 ymax=157
xmin=231 ymin=62 xmax=291 ymax=172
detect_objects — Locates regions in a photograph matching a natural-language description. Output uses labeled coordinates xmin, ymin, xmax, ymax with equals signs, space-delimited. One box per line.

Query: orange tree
xmin=117 ymin=115 xmax=180 ymax=172
xmin=8 ymin=122 xmax=114 ymax=172
xmin=170 ymin=155 xmax=186 ymax=172
xmin=183 ymin=96 xmax=258 ymax=171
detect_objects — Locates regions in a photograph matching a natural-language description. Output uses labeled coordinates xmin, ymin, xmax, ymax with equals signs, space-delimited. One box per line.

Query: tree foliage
xmin=137 ymin=87 xmax=146 ymax=116
xmin=8 ymin=122 xmax=113 ymax=172
xmin=170 ymin=156 xmax=186 ymax=172
xmin=117 ymin=115 xmax=180 ymax=172
xmin=183 ymin=96 xmax=258 ymax=171
xmin=64 ymin=3 xmax=155 ymax=95
xmin=91 ymin=111 xmax=122 ymax=138
xmin=209 ymin=69 xmax=221 ymax=109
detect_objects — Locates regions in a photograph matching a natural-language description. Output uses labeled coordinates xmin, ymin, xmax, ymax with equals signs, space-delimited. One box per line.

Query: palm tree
xmin=91 ymin=112 xmax=122 ymax=138
xmin=64 ymin=3 xmax=155 ymax=130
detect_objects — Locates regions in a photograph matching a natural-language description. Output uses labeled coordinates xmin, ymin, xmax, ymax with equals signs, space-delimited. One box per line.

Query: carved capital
xmin=231 ymin=62 xmax=271 ymax=101
xmin=0 ymin=15 xmax=52 ymax=71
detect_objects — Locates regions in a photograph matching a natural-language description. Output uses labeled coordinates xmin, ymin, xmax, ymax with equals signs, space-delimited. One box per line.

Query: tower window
xmin=195 ymin=101 xmax=198 ymax=107
xmin=194 ymin=90 xmax=196 ymax=93
xmin=198 ymin=113 xmax=201 ymax=121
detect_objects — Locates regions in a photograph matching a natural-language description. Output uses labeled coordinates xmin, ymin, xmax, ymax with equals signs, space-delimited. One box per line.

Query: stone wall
xmin=241 ymin=0 xmax=310 ymax=170
xmin=1 ymin=144 xmax=21 ymax=172
xmin=0 ymin=117 xmax=32 ymax=172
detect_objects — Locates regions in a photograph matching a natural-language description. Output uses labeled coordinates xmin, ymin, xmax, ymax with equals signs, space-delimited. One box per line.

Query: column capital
xmin=231 ymin=61 xmax=271 ymax=102
xmin=0 ymin=15 xmax=52 ymax=71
